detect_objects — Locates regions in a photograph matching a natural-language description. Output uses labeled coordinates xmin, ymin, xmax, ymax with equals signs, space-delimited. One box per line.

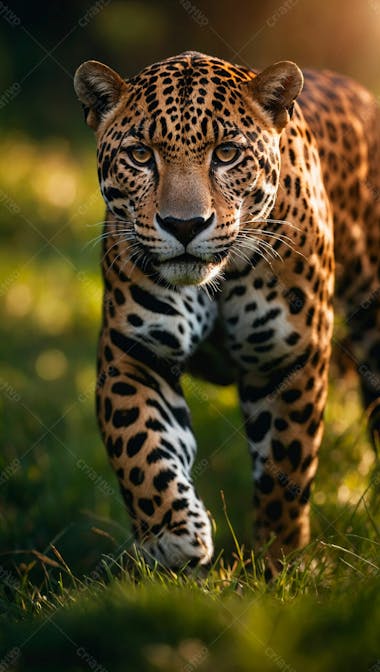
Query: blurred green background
xmin=0 ymin=1 xmax=380 ymax=670
xmin=3 ymin=0 xmax=380 ymax=139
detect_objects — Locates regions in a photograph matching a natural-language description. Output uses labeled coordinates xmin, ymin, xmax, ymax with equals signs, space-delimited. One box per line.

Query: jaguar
xmin=74 ymin=51 xmax=380 ymax=574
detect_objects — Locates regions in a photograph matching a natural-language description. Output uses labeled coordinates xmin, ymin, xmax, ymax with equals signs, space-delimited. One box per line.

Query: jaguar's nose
xmin=156 ymin=213 xmax=214 ymax=246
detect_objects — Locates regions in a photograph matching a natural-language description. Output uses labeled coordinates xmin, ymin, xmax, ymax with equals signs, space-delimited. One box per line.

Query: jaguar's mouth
xmin=161 ymin=252 xmax=201 ymax=264
xmin=158 ymin=250 xmax=230 ymax=286
xmin=132 ymin=243 xmax=230 ymax=286
xmin=161 ymin=249 xmax=230 ymax=265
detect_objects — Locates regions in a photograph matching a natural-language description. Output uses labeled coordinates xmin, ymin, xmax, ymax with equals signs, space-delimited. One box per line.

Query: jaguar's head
xmin=74 ymin=51 xmax=303 ymax=286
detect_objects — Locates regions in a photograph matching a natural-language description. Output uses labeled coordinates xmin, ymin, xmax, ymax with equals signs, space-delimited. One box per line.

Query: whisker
xmin=237 ymin=229 xmax=307 ymax=262
xmin=236 ymin=243 xmax=278 ymax=270
xmin=251 ymin=228 xmax=294 ymax=241
xmin=240 ymin=231 xmax=296 ymax=254
xmin=85 ymin=220 xmax=108 ymax=228
xmin=240 ymin=228 xmax=295 ymax=245
xmin=106 ymin=251 xmax=123 ymax=274
xmin=201 ymin=272 xmax=223 ymax=299
xmin=230 ymin=245 xmax=253 ymax=267
xmin=237 ymin=235 xmax=283 ymax=262
xmin=102 ymin=241 xmax=122 ymax=264
xmin=230 ymin=244 xmax=275 ymax=272
xmin=106 ymin=240 xmax=142 ymax=275
xmin=101 ymin=238 xmax=136 ymax=264
xmin=246 ymin=216 xmax=303 ymax=233
xmin=254 ymin=241 xmax=282 ymax=262
xmin=83 ymin=230 xmax=136 ymax=251
xmin=230 ymin=239 xmax=263 ymax=266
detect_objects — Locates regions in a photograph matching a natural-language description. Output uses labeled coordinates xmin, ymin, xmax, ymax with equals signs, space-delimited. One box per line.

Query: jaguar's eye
xmin=128 ymin=145 xmax=153 ymax=166
xmin=212 ymin=144 xmax=241 ymax=165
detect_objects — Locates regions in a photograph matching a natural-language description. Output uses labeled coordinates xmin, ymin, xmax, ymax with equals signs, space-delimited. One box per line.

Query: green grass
xmin=0 ymin=134 xmax=379 ymax=671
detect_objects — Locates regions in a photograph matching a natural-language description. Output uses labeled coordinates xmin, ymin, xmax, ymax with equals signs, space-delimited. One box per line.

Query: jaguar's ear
xmin=74 ymin=60 xmax=127 ymax=131
xmin=246 ymin=61 xmax=304 ymax=131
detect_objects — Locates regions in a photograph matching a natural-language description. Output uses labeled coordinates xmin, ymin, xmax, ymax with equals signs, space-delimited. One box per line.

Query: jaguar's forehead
xmin=114 ymin=52 xmax=257 ymax=154
xmin=130 ymin=51 xmax=253 ymax=91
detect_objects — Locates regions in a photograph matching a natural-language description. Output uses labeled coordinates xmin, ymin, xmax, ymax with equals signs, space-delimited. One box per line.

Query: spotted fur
xmin=74 ymin=51 xmax=380 ymax=572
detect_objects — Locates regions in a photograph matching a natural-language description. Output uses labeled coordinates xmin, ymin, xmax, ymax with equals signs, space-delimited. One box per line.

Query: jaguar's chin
xmin=158 ymin=254 xmax=226 ymax=286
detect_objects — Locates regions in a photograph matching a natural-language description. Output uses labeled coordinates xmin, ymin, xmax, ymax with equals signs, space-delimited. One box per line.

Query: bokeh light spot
xmin=5 ymin=283 xmax=33 ymax=316
xmin=43 ymin=170 xmax=77 ymax=208
xmin=35 ymin=295 xmax=72 ymax=334
xmin=35 ymin=349 xmax=68 ymax=380
xmin=337 ymin=484 xmax=351 ymax=504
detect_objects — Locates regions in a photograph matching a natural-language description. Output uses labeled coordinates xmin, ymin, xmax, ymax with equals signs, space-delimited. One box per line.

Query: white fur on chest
xmin=118 ymin=284 xmax=218 ymax=363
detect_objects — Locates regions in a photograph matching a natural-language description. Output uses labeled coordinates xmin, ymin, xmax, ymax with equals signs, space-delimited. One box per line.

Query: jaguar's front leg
xmin=239 ymin=351 xmax=329 ymax=571
xmin=97 ymin=271 xmax=217 ymax=568
xmin=220 ymin=252 xmax=334 ymax=572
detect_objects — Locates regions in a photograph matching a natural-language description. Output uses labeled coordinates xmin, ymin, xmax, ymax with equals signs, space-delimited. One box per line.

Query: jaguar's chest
xmin=218 ymin=273 xmax=304 ymax=374
xmin=109 ymin=282 xmax=218 ymax=364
